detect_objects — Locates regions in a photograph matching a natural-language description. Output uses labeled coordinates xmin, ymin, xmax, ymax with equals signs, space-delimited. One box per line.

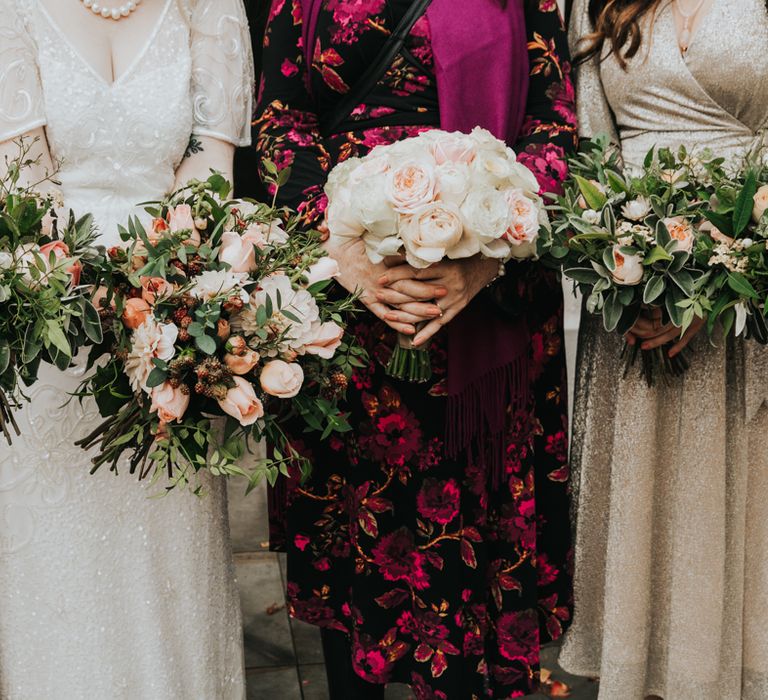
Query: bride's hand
xmin=322 ymin=237 xmax=443 ymax=336
xmin=379 ymin=257 xmax=499 ymax=347
xmin=626 ymin=307 xmax=705 ymax=358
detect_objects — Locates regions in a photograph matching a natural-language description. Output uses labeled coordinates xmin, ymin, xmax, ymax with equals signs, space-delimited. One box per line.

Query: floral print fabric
xmin=254 ymin=1 xmax=577 ymax=697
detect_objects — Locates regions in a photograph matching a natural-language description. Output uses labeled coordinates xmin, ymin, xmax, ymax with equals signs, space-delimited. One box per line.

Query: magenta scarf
xmin=301 ymin=0 xmax=532 ymax=483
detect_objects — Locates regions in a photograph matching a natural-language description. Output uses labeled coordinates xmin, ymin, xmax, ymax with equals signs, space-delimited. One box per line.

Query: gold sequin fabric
xmin=560 ymin=1 xmax=768 ymax=698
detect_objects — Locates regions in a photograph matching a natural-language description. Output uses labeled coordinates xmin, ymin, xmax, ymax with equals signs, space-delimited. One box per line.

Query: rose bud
xmin=152 ymin=217 xmax=170 ymax=238
xmin=226 ymin=336 xmax=247 ymax=356
xmin=303 ymin=257 xmax=340 ymax=286
xmin=304 ymin=321 xmax=344 ymax=359
xmin=122 ymin=297 xmax=152 ymax=329
xmin=610 ymin=246 xmax=644 ymax=286
xmin=150 ymin=382 xmax=190 ymax=423
xmin=168 ymin=204 xmax=201 ymax=247
xmin=108 ymin=246 xmax=123 ymax=259
xmin=260 ymin=360 xmax=304 ymax=399
xmin=224 ymin=349 xmax=260 ymax=375
xmin=217 ymin=319 xmax=231 ymax=341
xmin=140 ymin=276 xmax=174 ymax=305
xmin=217 ymin=376 xmax=264 ymax=426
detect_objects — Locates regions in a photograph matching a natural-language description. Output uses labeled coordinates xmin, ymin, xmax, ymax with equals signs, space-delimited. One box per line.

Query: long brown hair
xmin=576 ymin=0 xmax=663 ymax=68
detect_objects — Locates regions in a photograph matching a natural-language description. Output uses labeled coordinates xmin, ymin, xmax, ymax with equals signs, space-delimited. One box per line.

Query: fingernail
xmin=379 ymin=276 xmax=389 ymax=285
xmin=435 ymin=288 xmax=448 ymax=297
xmin=429 ymin=308 xmax=441 ymax=316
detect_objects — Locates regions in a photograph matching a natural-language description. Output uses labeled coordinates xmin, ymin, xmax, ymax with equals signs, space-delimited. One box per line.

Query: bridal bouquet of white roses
xmin=550 ymin=137 xmax=724 ymax=383
xmin=0 ymin=140 xmax=102 ymax=443
xmin=325 ymin=126 xmax=550 ymax=382
xmin=76 ymin=172 xmax=364 ymax=493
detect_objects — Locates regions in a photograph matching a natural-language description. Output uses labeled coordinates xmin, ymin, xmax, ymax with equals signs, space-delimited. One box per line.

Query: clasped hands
xmin=626 ymin=306 xmax=705 ymax=358
xmin=324 ymin=237 xmax=498 ymax=347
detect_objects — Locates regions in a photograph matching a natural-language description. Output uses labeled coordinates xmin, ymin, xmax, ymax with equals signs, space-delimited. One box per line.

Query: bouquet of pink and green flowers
xmin=324 ymin=127 xmax=550 ymax=383
xmin=75 ymin=172 xmax=364 ymax=493
xmin=0 ymin=139 xmax=102 ymax=443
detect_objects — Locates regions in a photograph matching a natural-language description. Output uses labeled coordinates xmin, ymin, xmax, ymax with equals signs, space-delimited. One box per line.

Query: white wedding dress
xmin=0 ymin=1 xmax=253 ymax=697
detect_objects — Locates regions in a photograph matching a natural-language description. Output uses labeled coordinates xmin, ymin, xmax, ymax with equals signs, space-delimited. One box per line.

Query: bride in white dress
xmin=0 ymin=0 xmax=253 ymax=697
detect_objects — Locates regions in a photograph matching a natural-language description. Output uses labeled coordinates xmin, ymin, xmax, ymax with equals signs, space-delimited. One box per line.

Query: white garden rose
xmin=583 ymin=209 xmax=601 ymax=225
xmin=504 ymin=189 xmax=542 ymax=260
xmin=326 ymin=183 xmax=365 ymax=238
xmin=0 ymin=251 xmax=14 ymax=270
xmin=469 ymin=127 xmax=507 ymax=154
xmin=621 ymin=197 xmax=651 ymax=221
xmin=387 ymin=159 xmax=438 ymax=213
xmin=435 ymin=162 xmax=471 ymax=206
xmin=753 ymin=184 xmax=768 ymax=223
xmin=400 ymin=202 xmax=465 ymax=268
xmin=14 ymin=243 xmax=41 ymax=284
xmin=662 ymin=216 xmax=695 ymax=253
xmin=610 ymin=246 xmax=644 ymax=285
xmin=429 ymin=132 xmax=477 ymax=165
xmin=351 ymin=170 xmax=399 ymax=238
xmin=459 ymin=188 xmax=512 ymax=256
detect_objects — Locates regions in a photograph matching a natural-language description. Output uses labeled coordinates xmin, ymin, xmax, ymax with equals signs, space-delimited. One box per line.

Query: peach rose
xmin=39 ymin=240 xmax=81 ymax=286
xmin=303 ymin=257 xmax=340 ymax=286
xmin=122 ymin=297 xmax=152 ymax=329
xmin=140 ymin=276 xmax=174 ymax=305
xmin=150 ymin=382 xmax=190 ymax=423
xmin=168 ymin=204 xmax=201 ymax=246
xmin=304 ymin=322 xmax=344 ymax=360
xmin=610 ymin=246 xmax=644 ymax=286
xmin=226 ymin=335 xmax=247 ymax=355
xmin=217 ymin=376 xmax=264 ymax=426
xmin=224 ymin=349 xmax=260 ymax=375
xmin=217 ymin=319 xmax=231 ymax=341
xmin=663 ymin=216 xmax=695 ymax=253
xmin=260 ymin=360 xmax=304 ymax=399
xmin=753 ymin=184 xmax=768 ymax=223
xmin=218 ymin=228 xmax=265 ymax=273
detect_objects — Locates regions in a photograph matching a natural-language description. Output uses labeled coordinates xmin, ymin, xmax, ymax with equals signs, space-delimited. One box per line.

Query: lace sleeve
xmin=188 ymin=0 xmax=255 ymax=147
xmin=0 ymin=0 xmax=45 ymax=142
xmin=568 ymin=0 xmax=620 ymax=144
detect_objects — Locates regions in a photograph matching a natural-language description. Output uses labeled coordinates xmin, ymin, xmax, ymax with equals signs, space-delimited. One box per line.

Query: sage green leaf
xmin=45 ymin=319 xmax=71 ymax=356
xmin=727 ymin=272 xmax=759 ymax=300
xmin=196 ymin=333 xmax=217 ymax=355
xmin=573 ymin=174 xmax=608 ymax=210
xmin=733 ymin=170 xmax=757 ymax=235
xmin=643 ymin=275 xmax=666 ymax=304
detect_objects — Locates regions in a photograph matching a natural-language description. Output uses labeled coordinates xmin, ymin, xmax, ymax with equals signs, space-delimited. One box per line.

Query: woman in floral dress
xmin=254 ymin=1 xmax=577 ymax=697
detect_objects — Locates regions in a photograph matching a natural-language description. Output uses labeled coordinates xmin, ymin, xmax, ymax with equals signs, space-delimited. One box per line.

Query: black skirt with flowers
xmin=254 ymin=0 xmax=577 ymax=697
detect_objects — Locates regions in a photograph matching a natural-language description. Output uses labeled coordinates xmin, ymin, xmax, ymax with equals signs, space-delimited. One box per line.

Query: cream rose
xmin=218 ymin=228 xmax=264 ymax=273
xmin=150 ymin=382 xmax=190 ymax=423
xmin=460 ymin=188 xmax=512 ymax=253
xmin=388 ymin=160 xmax=437 ymax=213
xmin=224 ymin=349 xmax=260 ymax=375
xmin=304 ymin=321 xmax=344 ymax=359
xmin=303 ymin=257 xmax=340 ymax=286
xmin=504 ymin=189 xmax=541 ymax=260
xmin=400 ymin=201 xmax=466 ymax=268
xmin=218 ymin=376 xmax=264 ymax=426
xmin=430 ymin=133 xmax=477 ymax=165
xmin=663 ymin=216 xmax=695 ymax=253
xmin=753 ymin=184 xmax=768 ymax=223
xmin=435 ymin=162 xmax=471 ymax=206
xmin=610 ymin=246 xmax=644 ymax=285
xmin=260 ymin=360 xmax=304 ymax=399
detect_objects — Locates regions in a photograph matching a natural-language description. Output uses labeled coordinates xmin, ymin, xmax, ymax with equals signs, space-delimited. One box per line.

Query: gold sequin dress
xmin=561 ymin=1 xmax=768 ymax=698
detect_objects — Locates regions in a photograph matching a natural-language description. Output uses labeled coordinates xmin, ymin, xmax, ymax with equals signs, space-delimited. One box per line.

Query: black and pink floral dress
xmin=254 ymin=1 xmax=577 ymax=697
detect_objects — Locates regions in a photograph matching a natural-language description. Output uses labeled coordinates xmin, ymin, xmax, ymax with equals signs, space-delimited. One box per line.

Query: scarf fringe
xmin=446 ymin=357 xmax=529 ymax=490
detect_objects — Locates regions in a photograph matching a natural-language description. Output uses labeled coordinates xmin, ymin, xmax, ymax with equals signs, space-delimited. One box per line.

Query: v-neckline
xmin=37 ymin=0 xmax=174 ymax=90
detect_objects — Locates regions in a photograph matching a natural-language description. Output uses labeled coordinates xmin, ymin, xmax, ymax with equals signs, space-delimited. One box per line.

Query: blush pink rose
xmin=260 ymin=360 xmax=304 ymax=399
xmin=388 ymin=161 xmax=437 ymax=213
xmin=430 ymin=133 xmax=477 ymax=165
xmin=122 ymin=297 xmax=152 ymax=329
xmin=39 ymin=240 xmax=82 ymax=286
xmin=168 ymin=204 xmax=201 ymax=247
xmin=304 ymin=321 xmax=344 ymax=359
xmin=224 ymin=349 xmax=260 ymax=375
xmin=150 ymin=382 xmax=190 ymax=423
xmin=303 ymin=257 xmax=340 ymax=286
xmin=218 ymin=376 xmax=264 ymax=426
xmin=218 ymin=227 xmax=265 ymax=273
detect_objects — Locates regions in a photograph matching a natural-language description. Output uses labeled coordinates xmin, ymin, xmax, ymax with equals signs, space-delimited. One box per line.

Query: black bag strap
xmin=320 ymin=0 xmax=435 ymax=138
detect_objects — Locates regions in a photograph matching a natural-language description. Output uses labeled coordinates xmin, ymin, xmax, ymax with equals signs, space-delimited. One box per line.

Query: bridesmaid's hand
xmin=322 ymin=237 xmax=442 ymax=336
xmin=380 ymin=257 xmax=499 ymax=347
xmin=626 ymin=307 xmax=705 ymax=358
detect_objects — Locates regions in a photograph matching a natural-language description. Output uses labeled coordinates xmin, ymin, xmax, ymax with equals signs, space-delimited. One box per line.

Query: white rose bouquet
xmin=550 ymin=137 xmax=723 ymax=384
xmin=75 ymin=172 xmax=365 ymax=493
xmin=324 ymin=127 xmax=550 ymax=382
xmin=0 ymin=139 xmax=102 ymax=443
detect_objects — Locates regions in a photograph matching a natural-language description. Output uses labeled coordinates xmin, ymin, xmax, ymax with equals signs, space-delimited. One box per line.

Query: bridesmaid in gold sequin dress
xmin=561 ymin=1 xmax=768 ymax=698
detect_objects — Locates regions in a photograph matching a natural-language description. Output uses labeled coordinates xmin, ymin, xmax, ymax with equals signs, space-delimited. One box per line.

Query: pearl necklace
xmin=80 ymin=0 xmax=141 ymax=21
xmin=675 ymin=0 xmax=707 ymax=56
